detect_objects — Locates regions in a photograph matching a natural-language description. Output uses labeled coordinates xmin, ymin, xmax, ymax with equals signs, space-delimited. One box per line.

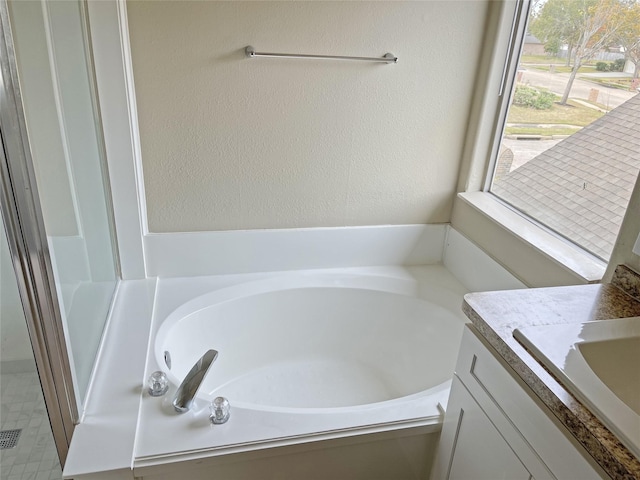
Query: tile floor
xmin=0 ymin=371 xmax=61 ymax=479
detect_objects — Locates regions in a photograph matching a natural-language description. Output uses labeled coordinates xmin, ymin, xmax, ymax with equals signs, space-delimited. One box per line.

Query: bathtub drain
xmin=0 ymin=429 xmax=22 ymax=449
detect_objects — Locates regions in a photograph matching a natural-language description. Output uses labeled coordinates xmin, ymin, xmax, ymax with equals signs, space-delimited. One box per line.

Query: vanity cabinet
xmin=440 ymin=377 xmax=533 ymax=480
xmin=431 ymin=326 xmax=607 ymax=480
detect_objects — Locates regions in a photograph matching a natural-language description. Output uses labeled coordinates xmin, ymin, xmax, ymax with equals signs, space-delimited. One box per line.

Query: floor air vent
xmin=0 ymin=429 xmax=22 ymax=449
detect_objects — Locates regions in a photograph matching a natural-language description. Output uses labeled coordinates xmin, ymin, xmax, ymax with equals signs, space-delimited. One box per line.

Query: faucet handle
xmin=147 ymin=371 xmax=169 ymax=397
xmin=209 ymin=396 xmax=231 ymax=424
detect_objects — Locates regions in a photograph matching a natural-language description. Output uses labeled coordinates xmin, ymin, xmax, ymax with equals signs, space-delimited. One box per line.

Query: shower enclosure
xmin=0 ymin=0 xmax=119 ymax=469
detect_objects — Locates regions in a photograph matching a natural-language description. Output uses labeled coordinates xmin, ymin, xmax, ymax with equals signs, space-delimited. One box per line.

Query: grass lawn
xmin=504 ymin=126 xmax=581 ymax=136
xmin=520 ymin=55 xmax=566 ymax=64
xmin=520 ymin=55 xmax=599 ymax=67
xmin=529 ymin=65 xmax=596 ymax=74
xmin=578 ymin=99 xmax=612 ymax=111
xmin=583 ymin=77 xmax=634 ymax=90
xmin=507 ymin=100 xmax=604 ymax=126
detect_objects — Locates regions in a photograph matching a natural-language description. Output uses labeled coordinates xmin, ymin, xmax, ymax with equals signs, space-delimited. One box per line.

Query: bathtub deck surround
xmin=63 ymin=263 xmax=485 ymax=480
xmin=62 ymin=225 xmax=526 ymax=479
xmin=63 ymin=279 xmax=157 ymax=479
xmin=461 ymin=265 xmax=640 ymax=479
xmin=134 ymin=265 xmax=469 ymax=477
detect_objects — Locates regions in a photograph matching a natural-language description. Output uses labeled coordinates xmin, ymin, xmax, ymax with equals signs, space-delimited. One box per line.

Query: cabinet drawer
xmin=453 ymin=326 xmax=606 ymax=480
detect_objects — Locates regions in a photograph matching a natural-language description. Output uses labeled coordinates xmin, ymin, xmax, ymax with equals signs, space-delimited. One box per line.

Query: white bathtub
xmin=136 ymin=267 xmax=469 ymax=479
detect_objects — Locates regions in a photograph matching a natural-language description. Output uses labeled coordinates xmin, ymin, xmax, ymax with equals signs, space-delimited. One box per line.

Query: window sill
xmin=451 ymin=192 xmax=606 ymax=287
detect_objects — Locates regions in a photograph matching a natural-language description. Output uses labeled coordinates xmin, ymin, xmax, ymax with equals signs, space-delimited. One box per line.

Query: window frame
xmin=452 ymin=0 xmax=609 ymax=287
xmin=482 ymin=0 xmax=531 ymax=193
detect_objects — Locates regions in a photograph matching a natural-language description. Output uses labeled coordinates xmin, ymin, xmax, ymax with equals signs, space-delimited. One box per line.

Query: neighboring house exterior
xmin=493 ymin=93 xmax=640 ymax=260
xmin=624 ymin=59 xmax=636 ymax=76
xmin=522 ymin=33 xmax=545 ymax=56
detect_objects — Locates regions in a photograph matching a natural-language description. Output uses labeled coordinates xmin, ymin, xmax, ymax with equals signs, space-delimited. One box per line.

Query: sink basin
xmin=579 ymin=336 xmax=640 ymax=416
xmin=514 ymin=317 xmax=640 ymax=458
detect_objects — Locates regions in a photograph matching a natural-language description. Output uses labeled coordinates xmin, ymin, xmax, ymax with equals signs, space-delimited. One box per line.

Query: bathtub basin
xmin=155 ymin=273 xmax=464 ymax=411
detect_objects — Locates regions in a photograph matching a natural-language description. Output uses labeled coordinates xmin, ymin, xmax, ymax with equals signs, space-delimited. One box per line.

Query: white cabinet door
xmin=434 ymin=377 xmax=532 ymax=480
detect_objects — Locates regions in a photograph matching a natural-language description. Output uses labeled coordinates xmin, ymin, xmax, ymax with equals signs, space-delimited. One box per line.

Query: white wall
xmin=126 ymin=0 xmax=489 ymax=233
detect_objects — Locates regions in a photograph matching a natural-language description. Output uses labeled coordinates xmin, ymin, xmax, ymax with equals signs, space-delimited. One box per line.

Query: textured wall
xmin=127 ymin=1 xmax=489 ymax=232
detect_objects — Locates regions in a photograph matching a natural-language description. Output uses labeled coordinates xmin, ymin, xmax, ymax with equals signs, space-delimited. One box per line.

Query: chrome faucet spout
xmin=172 ymin=349 xmax=218 ymax=413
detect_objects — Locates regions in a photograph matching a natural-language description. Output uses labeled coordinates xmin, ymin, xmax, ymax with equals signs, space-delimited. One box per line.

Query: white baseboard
xmin=144 ymin=224 xmax=447 ymax=277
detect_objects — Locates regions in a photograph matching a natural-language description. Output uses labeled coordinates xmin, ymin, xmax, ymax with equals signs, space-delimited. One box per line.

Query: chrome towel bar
xmin=244 ymin=46 xmax=397 ymax=64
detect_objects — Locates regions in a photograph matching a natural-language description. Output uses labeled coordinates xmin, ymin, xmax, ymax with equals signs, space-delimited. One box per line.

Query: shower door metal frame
xmin=0 ymin=0 xmax=78 ymax=465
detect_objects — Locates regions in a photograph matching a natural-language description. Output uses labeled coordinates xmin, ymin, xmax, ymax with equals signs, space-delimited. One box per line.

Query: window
xmin=488 ymin=0 xmax=640 ymax=262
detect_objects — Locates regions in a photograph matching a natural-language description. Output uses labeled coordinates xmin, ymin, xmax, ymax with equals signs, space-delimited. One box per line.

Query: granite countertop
xmin=462 ymin=265 xmax=640 ymax=480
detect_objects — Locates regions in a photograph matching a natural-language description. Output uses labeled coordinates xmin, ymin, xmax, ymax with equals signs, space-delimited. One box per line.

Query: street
xmin=502 ymin=138 xmax=562 ymax=170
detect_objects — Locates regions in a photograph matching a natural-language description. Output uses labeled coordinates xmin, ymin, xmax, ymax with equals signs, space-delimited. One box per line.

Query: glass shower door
xmin=1 ymin=217 xmax=61 ymax=479
xmin=0 ymin=0 xmax=120 ymax=470
xmin=6 ymin=0 xmax=119 ymax=409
